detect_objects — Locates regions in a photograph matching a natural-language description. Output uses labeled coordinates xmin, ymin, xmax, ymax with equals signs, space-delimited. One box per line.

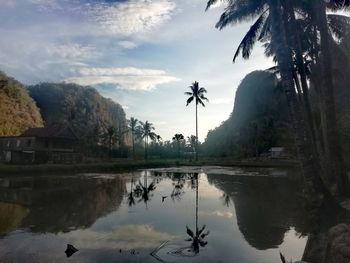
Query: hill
xmin=0 ymin=71 xmax=44 ymax=136
xmin=202 ymin=71 xmax=293 ymax=158
xmin=29 ymin=83 xmax=129 ymax=146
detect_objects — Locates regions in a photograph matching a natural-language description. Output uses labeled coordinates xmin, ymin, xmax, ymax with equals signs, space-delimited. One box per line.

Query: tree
xmin=139 ymin=121 xmax=158 ymax=160
xmin=128 ymin=117 xmax=138 ymax=159
xmin=185 ymin=81 xmax=209 ymax=161
xmin=172 ymin=133 xmax=185 ymax=158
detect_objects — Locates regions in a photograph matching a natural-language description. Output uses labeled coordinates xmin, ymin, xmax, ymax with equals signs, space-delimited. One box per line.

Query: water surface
xmin=0 ymin=166 xmax=308 ymax=262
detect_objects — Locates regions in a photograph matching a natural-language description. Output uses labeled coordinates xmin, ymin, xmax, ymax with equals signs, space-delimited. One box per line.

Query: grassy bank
xmin=0 ymin=158 xmax=300 ymax=175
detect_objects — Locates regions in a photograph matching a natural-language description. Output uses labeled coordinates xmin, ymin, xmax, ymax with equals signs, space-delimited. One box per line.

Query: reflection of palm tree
xmin=184 ymin=173 xmax=210 ymax=255
xmin=134 ymin=172 xmax=156 ymax=208
xmin=127 ymin=177 xmax=136 ymax=207
xmin=220 ymin=192 xmax=232 ymax=207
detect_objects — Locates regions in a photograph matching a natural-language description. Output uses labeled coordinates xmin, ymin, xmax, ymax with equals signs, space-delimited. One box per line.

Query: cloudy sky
xmin=0 ymin=0 xmax=273 ymax=141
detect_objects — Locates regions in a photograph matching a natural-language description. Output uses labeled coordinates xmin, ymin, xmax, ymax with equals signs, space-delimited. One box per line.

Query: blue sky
xmin=0 ymin=0 xmax=274 ymax=141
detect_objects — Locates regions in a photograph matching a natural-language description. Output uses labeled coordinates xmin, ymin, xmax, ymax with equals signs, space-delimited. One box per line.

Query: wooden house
xmin=0 ymin=123 xmax=81 ymax=164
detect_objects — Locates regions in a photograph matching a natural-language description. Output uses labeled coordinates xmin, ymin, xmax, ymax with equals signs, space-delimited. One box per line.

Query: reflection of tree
xmin=0 ymin=176 xmax=126 ymax=234
xmin=134 ymin=172 xmax=156 ymax=208
xmin=127 ymin=177 xmax=136 ymax=207
xmin=176 ymin=173 xmax=210 ymax=256
xmin=220 ymin=192 xmax=232 ymax=208
xmin=207 ymin=173 xmax=309 ymax=250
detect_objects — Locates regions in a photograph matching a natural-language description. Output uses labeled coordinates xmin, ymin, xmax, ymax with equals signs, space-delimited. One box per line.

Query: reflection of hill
xmin=0 ymin=202 xmax=29 ymax=236
xmin=0 ymin=176 xmax=126 ymax=234
xmin=207 ymin=174 xmax=308 ymax=250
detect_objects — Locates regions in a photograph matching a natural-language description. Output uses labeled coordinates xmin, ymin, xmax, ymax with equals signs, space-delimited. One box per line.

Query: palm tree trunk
xmin=144 ymin=138 xmax=147 ymax=160
xmin=268 ymin=0 xmax=325 ymax=202
xmin=312 ymin=1 xmax=347 ymax=196
xmin=132 ymin=132 xmax=135 ymax=159
xmin=195 ymin=101 xmax=198 ymax=161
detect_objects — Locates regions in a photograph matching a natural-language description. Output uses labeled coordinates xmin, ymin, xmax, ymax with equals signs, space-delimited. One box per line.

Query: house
xmin=269 ymin=147 xmax=287 ymax=159
xmin=0 ymin=123 xmax=82 ymax=164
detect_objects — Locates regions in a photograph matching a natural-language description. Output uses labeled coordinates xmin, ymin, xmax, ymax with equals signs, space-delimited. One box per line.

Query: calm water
xmin=0 ymin=166 xmax=309 ymax=263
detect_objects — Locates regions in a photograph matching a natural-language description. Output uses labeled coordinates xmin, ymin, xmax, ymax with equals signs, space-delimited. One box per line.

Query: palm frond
xmin=215 ymin=0 xmax=266 ymax=30
xmin=185 ymin=91 xmax=193 ymax=96
xmin=327 ymin=14 xmax=350 ymax=41
xmin=233 ymin=11 xmax=268 ymax=62
xmin=186 ymin=96 xmax=194 ymax=106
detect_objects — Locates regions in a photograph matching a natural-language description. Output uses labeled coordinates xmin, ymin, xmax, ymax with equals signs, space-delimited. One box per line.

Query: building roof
xmin=21 ymin=123 xmax=78 ymax=140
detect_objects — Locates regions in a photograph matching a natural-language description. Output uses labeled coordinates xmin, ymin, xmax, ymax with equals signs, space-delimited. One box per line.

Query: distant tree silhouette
xmin=173 ymin=133 xmax=185 ymax=158
xmin=128 ymin=117 xmax=138 ymax=159
xmin=185 ymin=81 xmax=208 ymax=161
xmin=139 ymin=120 xmax=157 ymax=159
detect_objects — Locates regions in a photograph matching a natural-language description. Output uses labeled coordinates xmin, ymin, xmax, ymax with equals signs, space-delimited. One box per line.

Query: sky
xmin=0 ymin=0 xmax=274 ymax=141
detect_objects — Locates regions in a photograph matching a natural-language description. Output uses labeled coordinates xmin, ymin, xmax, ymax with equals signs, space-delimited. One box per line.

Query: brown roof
xmin=21 ymin=123 xmax=78 ymax=140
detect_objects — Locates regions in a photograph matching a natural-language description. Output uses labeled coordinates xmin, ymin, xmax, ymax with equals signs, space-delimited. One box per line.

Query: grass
xmin=0 ymin=158 xmax=299 ymax=175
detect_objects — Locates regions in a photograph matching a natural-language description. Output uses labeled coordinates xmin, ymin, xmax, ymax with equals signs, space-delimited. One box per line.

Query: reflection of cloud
xmin=63 ymin=224 xmax=174 ymax=250
xmin=199 ymin=210 xmax=233 ymax=219
xmin=66 ymin=67 xmax=179 ymax=91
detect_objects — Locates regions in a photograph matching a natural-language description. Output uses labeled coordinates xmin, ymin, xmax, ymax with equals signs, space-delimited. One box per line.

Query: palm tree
xmin=185 ymin=81 xmax=209 ymax=161
xmin=128 ymin=117 xmax=138 ymax=159
xmin=172 ymin=133 xmax=185 ymax=158
xmin=139 ymin=121 xmax=158 ymax=160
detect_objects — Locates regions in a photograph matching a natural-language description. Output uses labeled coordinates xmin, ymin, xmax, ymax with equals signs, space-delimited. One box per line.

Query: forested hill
xmin=202 ymin=71 xmax=293 ymax=158
xmin=0 ymin=71 xmax=43 ymax=136
xmin=29 ymin=83 xmax=128 ymax=143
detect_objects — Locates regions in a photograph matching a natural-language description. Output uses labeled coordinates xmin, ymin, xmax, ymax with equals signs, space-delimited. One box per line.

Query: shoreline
xmin=0 ymin=158 xmax=300 ymax=175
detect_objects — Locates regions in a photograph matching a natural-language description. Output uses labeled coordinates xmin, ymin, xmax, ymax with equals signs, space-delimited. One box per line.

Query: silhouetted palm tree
xmin=172 ymin=133 xmax=184 ymax=159
xmin=139 ymin=121 xmax=158 ymax=159
xmin=185 ymin=81 xmax=208 ymax=161
xmin=128 ymin=117 xmax=138 ymax=159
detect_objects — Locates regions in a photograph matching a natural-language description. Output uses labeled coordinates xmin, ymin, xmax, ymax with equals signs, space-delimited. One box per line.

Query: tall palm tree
xmin=128 ymin=117 xmax=138 ymax=159
xmin=185 ymin=81 xmax=209 ymax=161
xmin=139 ymin=121 xmax=158 ymax=160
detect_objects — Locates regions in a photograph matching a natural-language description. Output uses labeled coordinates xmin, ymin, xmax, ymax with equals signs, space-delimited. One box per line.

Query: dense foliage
xmin=202 ymin=71 xmax=292 ymax=158
xmin=0 ymin=71 xmax=43 ymax=136
xmin=29 ymin=83 xmax=129 ymax=154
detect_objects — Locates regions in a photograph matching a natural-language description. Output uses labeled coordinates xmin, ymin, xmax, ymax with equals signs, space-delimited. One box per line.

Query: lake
xmin=0 ymin=166 xmax=309 ymax=263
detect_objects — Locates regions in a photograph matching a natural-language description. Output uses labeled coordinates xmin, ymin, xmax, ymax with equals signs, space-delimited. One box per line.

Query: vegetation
xmin=29 ymin=82 xmax=129 ymax=157
xmin=185 ymin=81 xmax=209 ymax=161
xmin=202 ymin=70 xmax=292 ymax=158
xmin=206 ymin=0 xmax=350 ymax=200
xmin=0 ymin=71 xmax=43 ymax=136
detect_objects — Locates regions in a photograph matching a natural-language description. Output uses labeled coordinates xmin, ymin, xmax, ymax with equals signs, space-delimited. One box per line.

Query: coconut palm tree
xmin=139 ymin=121 xmax=158 ymax=160
xmin=128 ymin=117 xmax=138 ymax=159
xmin=185 ymin=81 xmax=209 ymax=161
xmin=172 ymin=133 xmax=185 ymax=159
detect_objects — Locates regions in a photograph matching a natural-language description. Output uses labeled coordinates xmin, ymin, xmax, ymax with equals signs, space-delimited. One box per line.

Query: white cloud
xmin=46 ymin=43 xmax=98 ymax=60
xmin=66 ymin=67 xmax=180 ymax=91
xmin=118 ymin=40 xmax=137 ymax=49
xmin=210 ymin=98 xmax=233 ymax=105
xmin=93 ymin=0 xmax=176 ymax=35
